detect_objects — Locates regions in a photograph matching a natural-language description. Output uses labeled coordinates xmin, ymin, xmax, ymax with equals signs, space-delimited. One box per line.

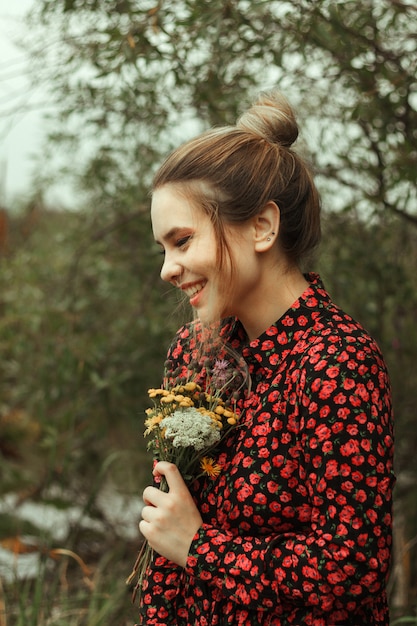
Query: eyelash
xmin=175 ymin=236 xmax=191 ymax=248
xmin=157 ymin=236 xmax=192 ymax=256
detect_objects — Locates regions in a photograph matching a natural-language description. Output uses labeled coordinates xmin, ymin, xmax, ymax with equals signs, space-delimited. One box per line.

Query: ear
xmin=253 ymin=201 xmax=280 ymax=252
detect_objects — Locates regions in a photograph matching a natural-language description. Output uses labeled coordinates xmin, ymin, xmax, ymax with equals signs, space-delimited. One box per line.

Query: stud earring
xmin=267 ymin=237 xmax=271 ymax=241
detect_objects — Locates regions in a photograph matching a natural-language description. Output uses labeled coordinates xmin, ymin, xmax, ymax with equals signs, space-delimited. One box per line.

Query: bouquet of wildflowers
xmin=126 ymin=351 xmax=247 ymax=604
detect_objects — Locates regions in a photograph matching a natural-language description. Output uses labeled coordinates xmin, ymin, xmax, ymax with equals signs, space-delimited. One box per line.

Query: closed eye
xmin=153 ymin=237 xmax=190 ymax=256
xmin=175 ymin=235 xmax=192 ymax=248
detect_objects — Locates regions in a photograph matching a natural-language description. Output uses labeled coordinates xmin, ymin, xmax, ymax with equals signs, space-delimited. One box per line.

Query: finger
xmin=153 ymin=461 xmax=187 ymax=493
xmin=152 ymin=460 xmax=177 ymax=479
xmin=139 ymin=504 xmax=158 ymax=539
xmin=142 ymin=485 xmax=164 ymax=507
xmin=141 ymin=504 xmax=156 ymax=523
xmin=138 ymin=518 xmax=150 ymax=538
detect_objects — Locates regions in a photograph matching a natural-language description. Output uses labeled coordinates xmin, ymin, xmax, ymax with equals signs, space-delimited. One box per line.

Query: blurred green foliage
xmin=0 ymin=204 xmax=184 ymax=493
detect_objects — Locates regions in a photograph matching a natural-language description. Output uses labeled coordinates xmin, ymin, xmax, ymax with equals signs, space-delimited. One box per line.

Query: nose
xmin=160 ymin=251 xmax=182 ymax=284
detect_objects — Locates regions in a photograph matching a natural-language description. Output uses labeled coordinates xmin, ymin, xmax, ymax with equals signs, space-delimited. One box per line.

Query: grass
xmin=1 ymin=537 xmax=140 ymax=626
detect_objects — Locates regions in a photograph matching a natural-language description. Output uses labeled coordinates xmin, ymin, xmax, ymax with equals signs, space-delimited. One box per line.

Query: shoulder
xmin=305 ymin=303 xmax=386 ymax=369
xmin=296 ymin=309 xmax=392 ymax=416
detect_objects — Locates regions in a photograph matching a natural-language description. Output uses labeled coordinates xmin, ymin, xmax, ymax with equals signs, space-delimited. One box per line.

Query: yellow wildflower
xmin=200 ymin=457 xmax=222 ymax=479
xmin=179 ymin=398 xmax=194 ymax=407
xmin=184 ymin=381 xmax=197 ymax=391
xmin=160 ymin=393 xmax=175 ymax=403
xmin=144 ymin=413 xmax=163 ymax=435
xmin=148 ymin=388 xmax=166 ymax=398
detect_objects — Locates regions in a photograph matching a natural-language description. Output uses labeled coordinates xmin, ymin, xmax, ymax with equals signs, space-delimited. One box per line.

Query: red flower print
xmin=278 ymin=490 xmax=291 ymax=503
xmin=325 ymin=459 xmax=339 ymax=479
xmin=266 ymin=480 xmax=279 ymax=494
xmin=265 ymin=325 xmax=278 ymax=336
xmin=236 ymin=483 xmax=254 ymax=502
xmin=366 ymin=509 xmax=378 ymax=523
xmin=319 ymin=405 xmax=331 ymax=418
xmin=334 ymin=392 xmax=347 ymax=404
xmin=326 ymin=366 xmax=340 ymax=378
xmin=269 ymin=500 xmax=281 ymax=513
xmin=261 ymin=460 xmax=271 ymax=473
xmin=319 ymin=379 xmax=337 ymax=400
xmin=138 ymin=275 xmax=394 ymax=626
xmin=346 ymin=423 xmax=358 ymax=435
xmin=298 ymin=503 xmax=312 ymax=522
xmin=302 ymin=565 xmax=319 ymax=579
xmin=327 ymin=571 xmax=347 ymax=585
xmin=267 ymin=389 xmax=279 ymax=402
xmin=340 ymin=439 xmax=360 ymax=456
xmin=256 ymin=382 xmax=270 ymax=394
xmin=253 ymin=493 xmax=267 ymax=505
xmin=243 ymin=504 xmax=254 ymax=517
xmin=242 ymin=455 xmax=254 ymax=468
xmin=269 ymin=353 xmax=280 ymax=365
xmin=337 ymin=350 xmax=349 ymax=363
xmin=311 ymin=378 xmax=322 ymax=392
xmin=340 ymin=505 xmax=355 ymax=523
xmin=337 ymin=461 xmax=351 ymax=475
xmin=236 ymin=554 xmax=252 ymax=571
xmin=315 ymin=423 xmax=332 ymax=441
xmin=249 ymin=472 xmax=261 ymax=485
xmin=277 ymin=331 xmax=288 ymax=344
xmin=322 ymin=441 xmax=333 ymax=453
xmin=341 ymin=480 xmax=354 ymax=493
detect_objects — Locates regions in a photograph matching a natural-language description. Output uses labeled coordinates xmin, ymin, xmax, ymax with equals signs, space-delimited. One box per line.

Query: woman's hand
xmin=139 ymin=461 xmax=203 ymax=568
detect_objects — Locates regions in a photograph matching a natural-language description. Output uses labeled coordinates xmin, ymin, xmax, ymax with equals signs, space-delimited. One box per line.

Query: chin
xmin=194 ymin=304 xmax=225 ymax=326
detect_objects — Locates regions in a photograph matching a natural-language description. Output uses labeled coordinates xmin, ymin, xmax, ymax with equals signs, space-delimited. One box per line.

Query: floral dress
xmin=138 ymin=274 xmax=395 ymax=625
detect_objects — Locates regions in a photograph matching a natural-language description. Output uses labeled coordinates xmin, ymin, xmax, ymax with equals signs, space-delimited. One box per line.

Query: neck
xmin=241 ymin=266 xmax=309 ymax=341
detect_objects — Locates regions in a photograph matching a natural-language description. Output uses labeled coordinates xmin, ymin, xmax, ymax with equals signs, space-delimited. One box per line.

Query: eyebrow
xmin=154 ymin=226 xmax=191 ymax=246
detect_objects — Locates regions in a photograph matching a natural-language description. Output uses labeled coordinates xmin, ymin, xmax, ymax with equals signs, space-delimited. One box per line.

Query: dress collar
xmin=222 ymin=273 xmax=332 ymax=366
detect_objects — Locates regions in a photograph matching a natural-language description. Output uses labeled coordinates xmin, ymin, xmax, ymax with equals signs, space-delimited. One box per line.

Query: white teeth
xmin=184 ymin=282 xmax=205 ymax=297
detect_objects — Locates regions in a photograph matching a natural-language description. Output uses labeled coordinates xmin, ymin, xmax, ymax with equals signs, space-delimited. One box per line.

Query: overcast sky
xmin=0 ymin=0 xmax=54 ymax=206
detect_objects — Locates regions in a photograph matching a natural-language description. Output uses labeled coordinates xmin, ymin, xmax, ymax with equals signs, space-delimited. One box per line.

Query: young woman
xmin=137 ymin=91 xmax=395 ymax=625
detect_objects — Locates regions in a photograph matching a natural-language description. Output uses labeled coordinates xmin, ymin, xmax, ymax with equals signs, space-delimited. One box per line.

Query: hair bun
xmin=237 ymin=90 xmax=299 ymax=148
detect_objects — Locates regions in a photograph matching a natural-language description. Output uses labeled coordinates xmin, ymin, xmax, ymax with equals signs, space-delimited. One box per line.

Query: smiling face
xmin=151 ymin=184 xmax=229 ymax=323
xmin=151 ymin=183 xmax=292 ymax=337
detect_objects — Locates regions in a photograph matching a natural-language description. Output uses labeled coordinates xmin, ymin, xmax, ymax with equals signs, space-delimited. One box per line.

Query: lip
xmin=180 ymin=280 xmax=207 ymax=307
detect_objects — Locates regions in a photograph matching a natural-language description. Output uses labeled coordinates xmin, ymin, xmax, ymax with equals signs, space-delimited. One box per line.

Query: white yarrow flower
xmin=160 ymin=408 xmax=220 ymax=451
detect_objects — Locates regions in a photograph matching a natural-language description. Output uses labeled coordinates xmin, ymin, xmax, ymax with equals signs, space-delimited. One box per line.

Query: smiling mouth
xmin=182 ymin=281 xmax=207 ymax=298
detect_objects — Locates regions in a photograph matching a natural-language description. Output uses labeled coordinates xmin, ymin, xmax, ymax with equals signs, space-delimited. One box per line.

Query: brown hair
xmin=152 ymin=90 xmax=321 ymax=268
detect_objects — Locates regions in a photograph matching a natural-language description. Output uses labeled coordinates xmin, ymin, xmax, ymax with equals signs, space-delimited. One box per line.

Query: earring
xmin=267 ymin=237 xmax=271 ymax=241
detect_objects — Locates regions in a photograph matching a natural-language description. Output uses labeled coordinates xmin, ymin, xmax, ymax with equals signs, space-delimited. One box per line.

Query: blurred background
xmin=0 ymin=1 xmax=416 ymax=624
